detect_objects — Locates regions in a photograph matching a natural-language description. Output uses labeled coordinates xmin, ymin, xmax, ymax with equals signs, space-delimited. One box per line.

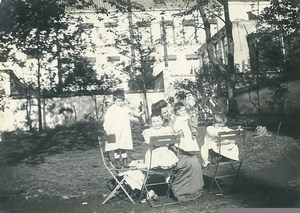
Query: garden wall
xmin=0 ymin=92 xmax=165 ymax=132
xmin=1 ymin=79 xmax=300 ymax=132
xmin=237 ymin=80 xmax=300 ymax=114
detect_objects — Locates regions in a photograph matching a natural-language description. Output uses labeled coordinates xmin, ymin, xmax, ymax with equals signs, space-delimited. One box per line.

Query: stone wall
xmin=0 ymin=92 xmax=166 ymax=132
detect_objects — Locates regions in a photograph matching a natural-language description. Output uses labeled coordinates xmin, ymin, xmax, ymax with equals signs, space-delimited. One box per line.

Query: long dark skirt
xmin=172 ymin=153 xmax=204 ymax=201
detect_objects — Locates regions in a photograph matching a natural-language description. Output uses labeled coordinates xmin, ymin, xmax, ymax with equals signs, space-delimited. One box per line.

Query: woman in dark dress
xmin=151 ymin=99 xmax=204 ymax=201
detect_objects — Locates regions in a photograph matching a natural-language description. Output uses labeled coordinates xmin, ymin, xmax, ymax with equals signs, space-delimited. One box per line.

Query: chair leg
xmin=208 ymin=162 xmax=248 ymax=198
xmin=208 ymin=163 xmax=227 ymax=196
xmin=103 ymin=179 xmax=124 ymax=204
xmin=103 ymin=177 xmax=135 ymax=204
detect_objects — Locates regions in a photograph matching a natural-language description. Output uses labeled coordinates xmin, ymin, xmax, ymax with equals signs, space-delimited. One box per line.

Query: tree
xmin=0 ymin=0 xmax=110 ymax=131
xmin=258 ymin=0 xmax=300 ymax=76
xmin=101 ymin=0 xmax=156 ymax=122
xmin=170 ymin=0 xmax=238 ymax=115
xmin=62 ymin=56 xmax=120 ymax=94
xmin=114 ymin=31 xmax=156 ymax=121
xmin=0 ymin=76 xmax=6 ymax=112
xmin=259 ymin=0 xmax=300 ymax=34
xmin=174 ymin=64 xmax=224 ymax=118
xmin=196 ymin=0 xmax=238 ymax=115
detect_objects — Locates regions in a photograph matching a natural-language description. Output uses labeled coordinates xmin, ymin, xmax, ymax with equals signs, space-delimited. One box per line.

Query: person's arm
xmin=164 ymin=126 xmax=175 ymax=134
xmin=142 ymin=129 xmax=150 ymax=144
xmin=206 ymin=125 xmax=220 ymax=138
xmin=103 ymin=106 xmax=114 ymax=135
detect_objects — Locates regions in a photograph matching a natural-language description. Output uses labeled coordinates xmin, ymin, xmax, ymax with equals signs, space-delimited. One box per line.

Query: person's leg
xmin=114 ymin=149 xmax=122 ymax=169
xmin=163 ymin=169 xmax=172 ymax=183
xmin=121 ymin=150 xmax=130 ymax=168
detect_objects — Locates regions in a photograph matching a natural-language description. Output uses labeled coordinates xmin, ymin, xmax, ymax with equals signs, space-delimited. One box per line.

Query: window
xmin=161 ymin=19 xmax=175 ymax=44
xmin=136 ymin=21 xmax=152 ymax=44
xmin=165 ymin=55 xmax=177 ymax=61
xmin=153 ymin=0 xmax=166 ymax=5
xmin=104 ymin=22 xmax=118 ymax=28
xmin=79 ymin=23 xmax=94 ymax=29
xmin=182 ymin=19 xmax=199 ymax=44
xmin=86 ymin=57 xmax=96 ymax=66
xmin=107 ymin=56 xmax=120 ymax=62
xmin=182 ymin=19 xmax=196 ymax=27
xmin=186 ymin=54 xmax=199 ymax=60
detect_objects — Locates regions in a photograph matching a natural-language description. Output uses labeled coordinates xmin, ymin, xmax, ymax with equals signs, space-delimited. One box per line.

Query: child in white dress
xmin=173 ymin=101 xmax=200 ymax=154
xmin=143 ymin=113 xmax=179 ymax=179
xmin=201 ymin=113 xmax=240 ymax=167
xmin=103 ymin=89 xmax=133 ymax=169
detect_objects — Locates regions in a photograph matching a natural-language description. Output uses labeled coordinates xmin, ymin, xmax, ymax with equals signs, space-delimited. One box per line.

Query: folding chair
xmin=139 ymin=134 xmax=181 ymax=209
xmin=98 ymin=136 xmax=135 ymax=204
xmin=207 ymin=130 xmax=248 ymax=198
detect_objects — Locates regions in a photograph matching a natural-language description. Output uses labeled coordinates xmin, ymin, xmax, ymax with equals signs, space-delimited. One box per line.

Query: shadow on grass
xmin=0 ymin=120 xmax=145 ymax=165
xmin=244 ymin=177 xmax=300 ymax=208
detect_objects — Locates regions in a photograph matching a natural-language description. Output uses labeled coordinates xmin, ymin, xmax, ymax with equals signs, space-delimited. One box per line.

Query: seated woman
xmin=201 ymin=113 xmax=240 ymax=167
xmin=151 ymin=99 xmax=204 ymax=202
xmin=143 ymin=112 xmax=179 ymax=180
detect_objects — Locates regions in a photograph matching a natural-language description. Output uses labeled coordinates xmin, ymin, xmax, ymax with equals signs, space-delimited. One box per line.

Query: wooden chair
xmin=98 ymin=136 xmax=135 ymax=204
xmin=139 ymin=134 xmax=181 ymax=209
xmin=207 ymin=130 xmax=248 ymax=197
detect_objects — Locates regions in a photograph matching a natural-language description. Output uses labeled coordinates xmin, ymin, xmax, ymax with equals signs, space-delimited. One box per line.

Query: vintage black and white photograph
xmin=0 ymin=0 xmax=299 ymax=212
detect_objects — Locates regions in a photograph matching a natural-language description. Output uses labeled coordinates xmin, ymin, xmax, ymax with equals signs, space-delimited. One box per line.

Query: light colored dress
xmin=143 ymin=126 xmax=179 ymax=169
xmin=173 ymin=115 xmax=200 ymax=153
xmin=103 ymin=104 xmax=133 ymax=151
xmin=203 ymin=125 xmax=239 ymax=161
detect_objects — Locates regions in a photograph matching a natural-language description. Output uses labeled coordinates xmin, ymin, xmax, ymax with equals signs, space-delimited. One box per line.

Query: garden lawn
xmin=0 ymin=121 xmax=300 ymax=213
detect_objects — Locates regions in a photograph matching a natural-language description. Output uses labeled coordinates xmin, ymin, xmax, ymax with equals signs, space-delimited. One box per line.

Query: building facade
xmin=0 ymin=0 xmax=271 ymax=95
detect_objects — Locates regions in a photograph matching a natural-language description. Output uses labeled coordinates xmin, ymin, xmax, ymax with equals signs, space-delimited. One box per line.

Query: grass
xmin=0 ymin=118 xmax=300 ymax=212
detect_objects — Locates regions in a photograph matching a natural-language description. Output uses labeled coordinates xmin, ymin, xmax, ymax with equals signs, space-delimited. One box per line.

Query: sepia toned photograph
xmin=0 ymin=0 xmax=299 ymax=212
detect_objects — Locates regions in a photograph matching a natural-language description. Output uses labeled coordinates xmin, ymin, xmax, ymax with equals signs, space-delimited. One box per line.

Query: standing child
xmin=200 ymin=113 xmax=240 ymax=167
xmin=103 ymin=89 xmax=133 ymax=169
xmin=185 ymin=94 xmax=198 ymax=139
xmin=173 ymin=101 xmax=200 ymax=154
xmin=143 ymin=112 xmax=179 ymax=180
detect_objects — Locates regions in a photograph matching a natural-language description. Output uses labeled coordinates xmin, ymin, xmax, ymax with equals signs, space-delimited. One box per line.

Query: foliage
xmin=172 ymin=0 xmax=239 ymax=115
xmin=102 ymin=6 xmax=157 ymax=121
xmin=0 ymin=0 xmax=117 ymax=130
xmin=265 ymin=80 xmax=289 ymax=113
xmin=174 ymin=64 xmax=224 ymax=118
xmin=258 ymin=0 xmax=300 ymax=34
xmin=0 ymin=75 xmax=6 ymax=112
xmin=258 ymin=0 xmax=300 ymax=76
xmin=61 ymin=56 xmax=120 ymax=94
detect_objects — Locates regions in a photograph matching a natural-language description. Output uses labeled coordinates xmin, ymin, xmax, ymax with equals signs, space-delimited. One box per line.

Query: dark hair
xmin=150 ymin=111 xmax=163 ymax=119
xmin=214 ymin=113 xmax=227 ymax=124
xmin=167 ymin=97 xmax=175 ymax=105
xmin=151 ymin=99 xmax=168 ymax=115
xmin=112 ymin=89 xmax=125 ymax=101
xmin=173 ymin=101 xmax=185 ymax=115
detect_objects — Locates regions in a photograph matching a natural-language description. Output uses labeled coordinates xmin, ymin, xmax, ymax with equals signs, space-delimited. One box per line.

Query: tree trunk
xmin=55 ymin=29 xmax=63 ymax=94
xmin=142 ymin=86 xmax=150 ymax=122
xmin=197 ymin=0 xmax=239 ymax=115
xmin=37 ymin=57 xmax=43 ymax=131
xmin=223 ymin=0 xmax=238 ymax=115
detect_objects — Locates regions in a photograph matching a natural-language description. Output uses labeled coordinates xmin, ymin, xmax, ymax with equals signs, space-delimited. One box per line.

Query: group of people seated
xmin=103 ymin=89 xmax=240 ymax=202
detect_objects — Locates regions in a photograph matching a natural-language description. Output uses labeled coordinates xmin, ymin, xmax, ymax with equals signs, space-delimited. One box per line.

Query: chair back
xmin=217 ymin=130 xmax=246 ymax=160
xmin=149 ymin=134 xmax=181 ymax=148
xmin=98 ymin=136 xmax=116 ymax=171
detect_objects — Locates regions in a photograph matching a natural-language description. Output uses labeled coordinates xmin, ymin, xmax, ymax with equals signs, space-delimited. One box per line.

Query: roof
xmin=90 ymin=0 xmax=196 ymax=11
xmin=91 ymin=0 xmax=270 ymax=10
